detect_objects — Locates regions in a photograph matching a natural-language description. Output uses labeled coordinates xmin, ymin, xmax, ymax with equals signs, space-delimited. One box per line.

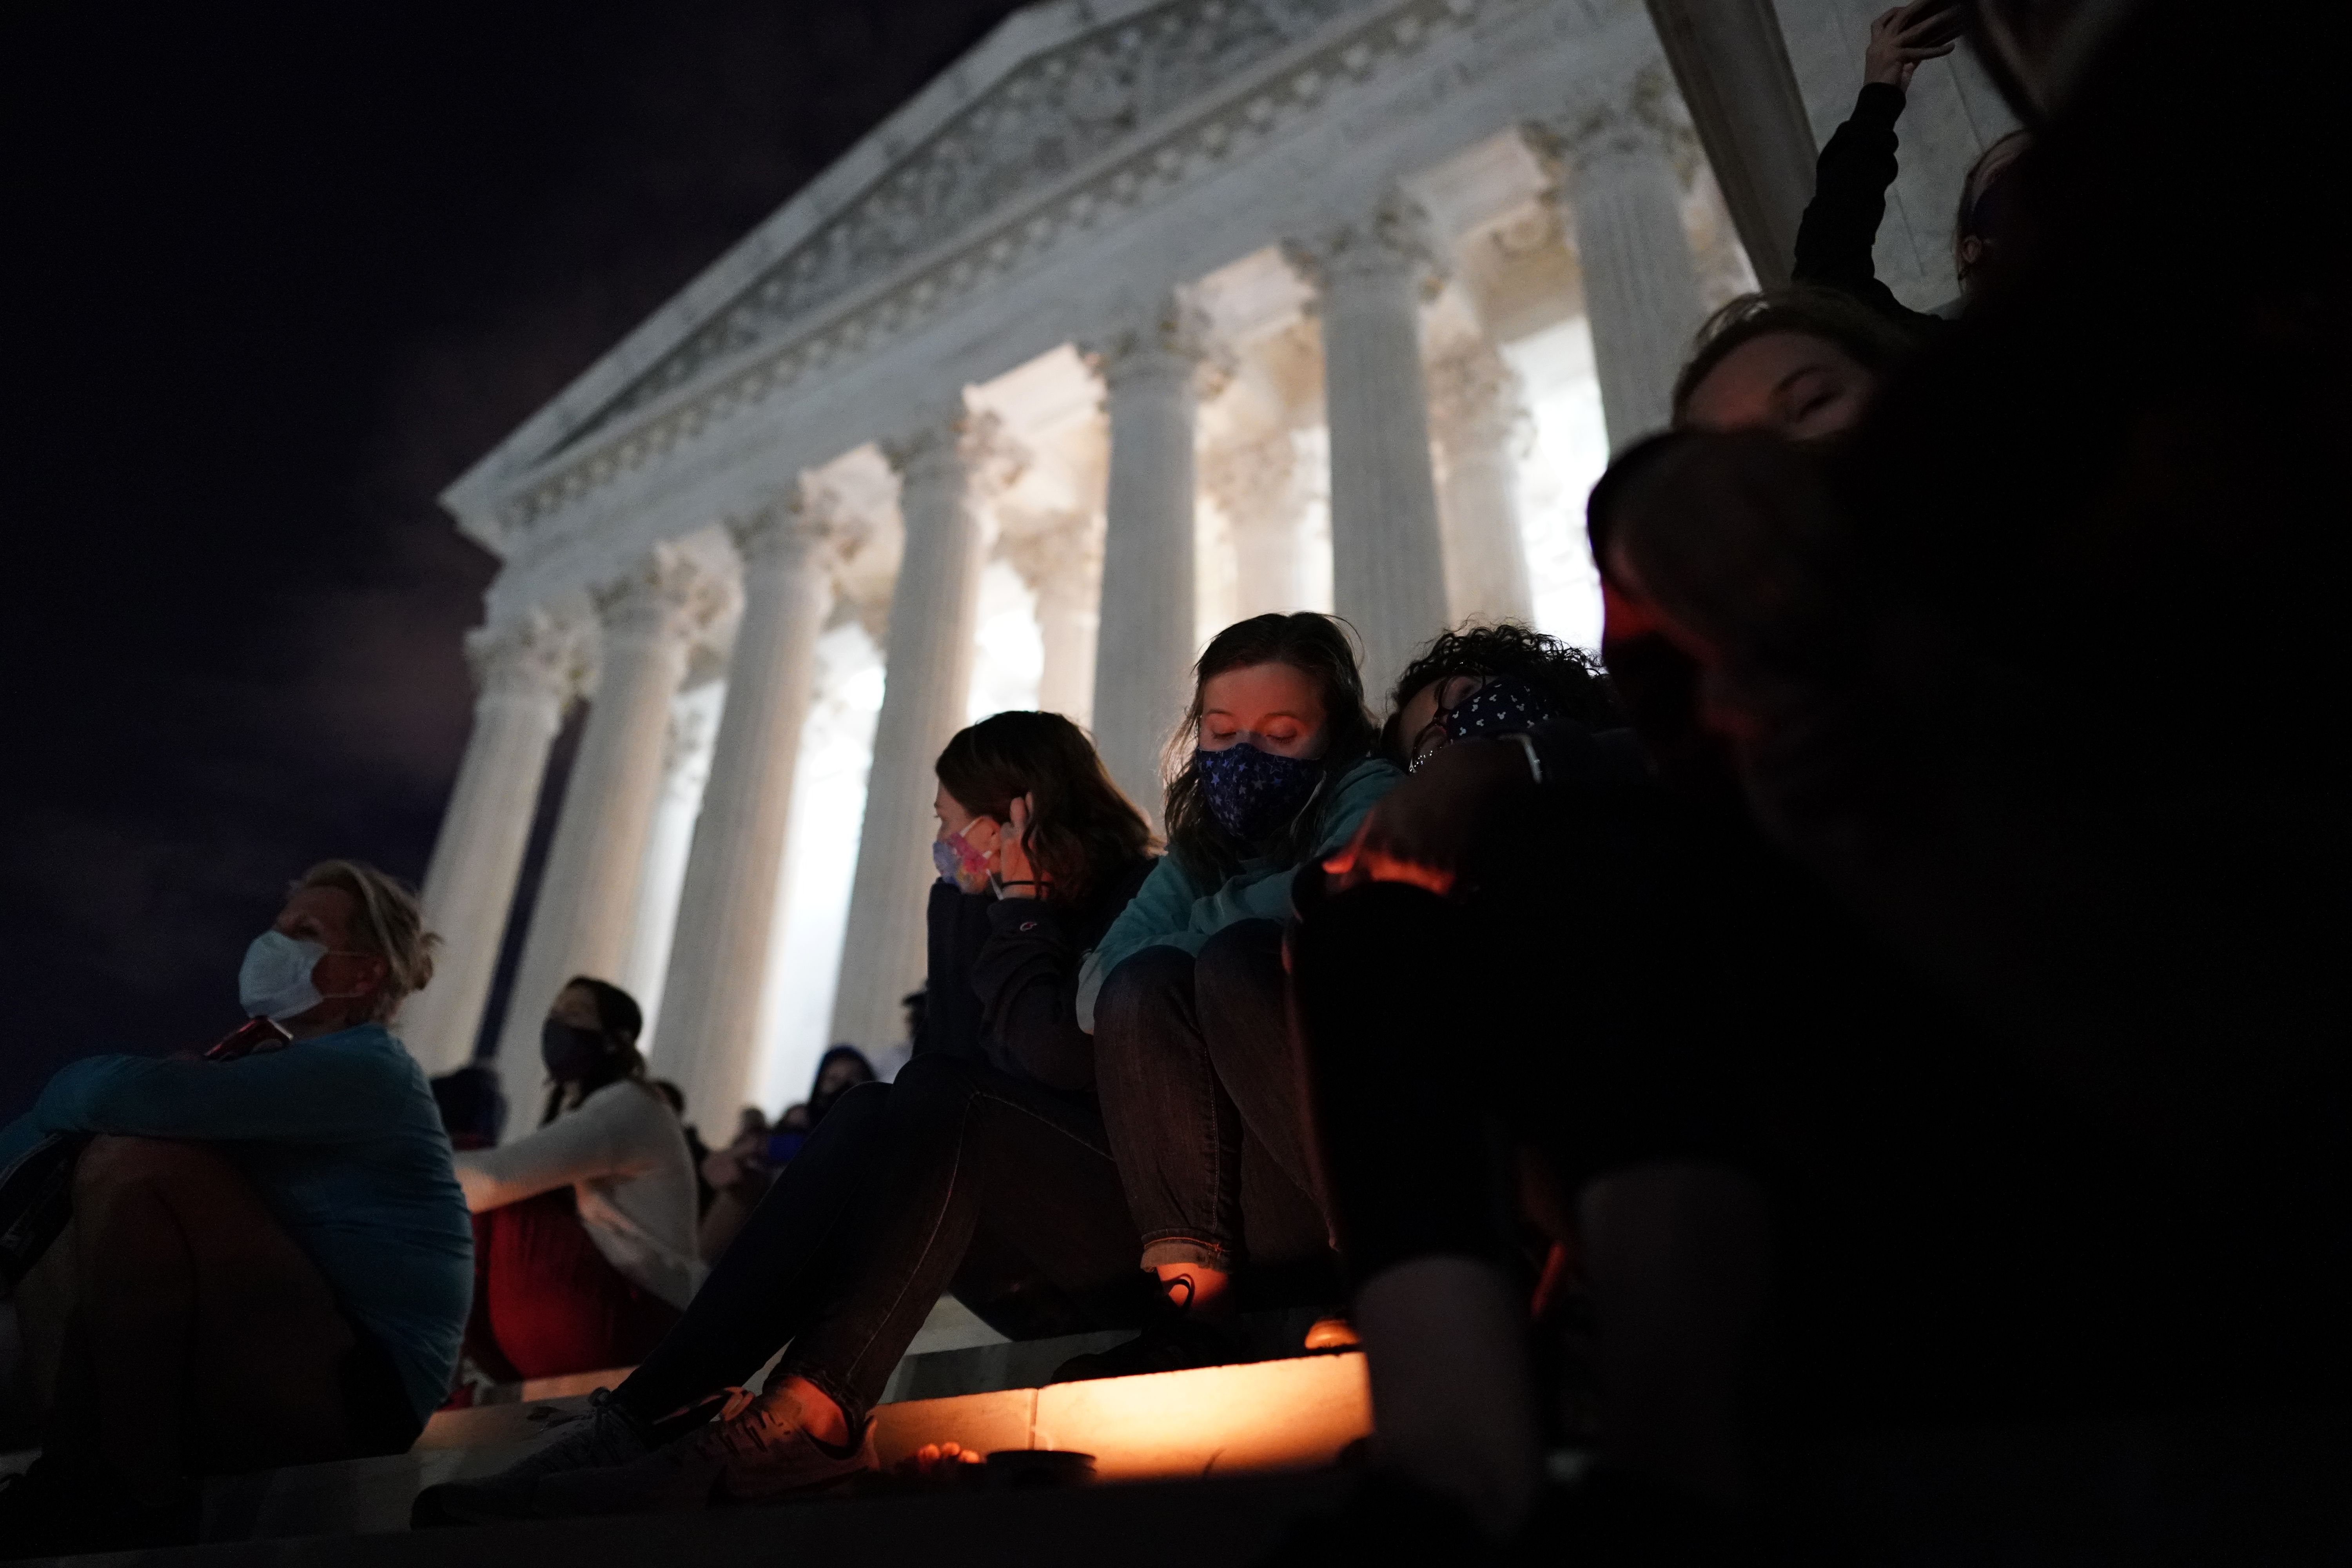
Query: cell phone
xmin=204 ymin=1016 xmax=291 ymax=1062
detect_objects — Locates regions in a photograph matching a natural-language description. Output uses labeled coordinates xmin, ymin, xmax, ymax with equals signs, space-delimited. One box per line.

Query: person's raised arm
xmin=1791 ymin=0 xmax=1962 ymax=323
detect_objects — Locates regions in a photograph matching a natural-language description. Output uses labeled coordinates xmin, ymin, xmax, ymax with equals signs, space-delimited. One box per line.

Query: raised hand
xmin=1864 ymin=0 xmax=1964 ymax=89
xmin=998 ymin=792 xmax=1045 ymax=898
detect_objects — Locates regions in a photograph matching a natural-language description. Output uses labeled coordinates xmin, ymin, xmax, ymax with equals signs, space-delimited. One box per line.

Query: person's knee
xmin=74 ymin=1135 xmax=231 ymax=1203
xmin=1197 ymin=919 xmax=1283 ymax=991
xmin=1097 ymin=946 xmax=1195 ymax=1039
xmin=885 ymin=1053 xmax=983 ymax=1122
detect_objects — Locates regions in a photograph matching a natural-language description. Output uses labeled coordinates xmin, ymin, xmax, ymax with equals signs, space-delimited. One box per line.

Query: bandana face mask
xmin=1410 ymin=675 xmax=1564 ymax=772
xmin=931 ymin=827 xmax=994 ymax=889
xmin=1194 ymin=741 xmax=1323 ymax=844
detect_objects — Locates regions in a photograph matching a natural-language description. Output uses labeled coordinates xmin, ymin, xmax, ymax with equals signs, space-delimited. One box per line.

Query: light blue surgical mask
xmin=238 ymin=930 xmax=328 ymax=1022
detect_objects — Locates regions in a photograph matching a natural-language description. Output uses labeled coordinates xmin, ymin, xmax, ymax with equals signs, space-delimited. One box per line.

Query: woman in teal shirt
xmin=1073 ymin=613 xmax=1397 ymax=1377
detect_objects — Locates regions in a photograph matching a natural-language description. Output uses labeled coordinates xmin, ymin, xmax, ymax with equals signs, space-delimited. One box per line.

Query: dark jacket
xmin=919 ymin=854 xmax=1156 ymax=1092
xmin=1791 ymin=82 xmax=1947 ymax=335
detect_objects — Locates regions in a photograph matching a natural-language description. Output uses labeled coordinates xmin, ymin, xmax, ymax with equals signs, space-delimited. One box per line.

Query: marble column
xmin=829 ymin=407 xmax=995 ymax=1054
xmin=399 ymin=611 xmax=575 ymax=1074
xmin=1202 ymin=429 xmax=1308 ymax=620
xmin=1289 ymin=194 xmax=1453 ymax=692
xmin=490 ymin=546 xmax=705 ymax=1131
xmin=1087 ymin=294 xmax=1215 ymax=816
xmin=1428 ymin=343 xmax=1537 ymax=625
xmin=619 ymin=681 xmax=721 ymax=1053
xmin=1532 ymin=100 xmax=1706 ymax=450
xmin=655 ymin=494 xmax=836 ymax=1129
xmin=1002 ymin=511 xmax=1102 ymax=726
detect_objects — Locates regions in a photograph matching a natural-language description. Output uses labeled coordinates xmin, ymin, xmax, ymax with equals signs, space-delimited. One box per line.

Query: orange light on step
xmin=871 ymin=1353 xmax=1372 ymax=1483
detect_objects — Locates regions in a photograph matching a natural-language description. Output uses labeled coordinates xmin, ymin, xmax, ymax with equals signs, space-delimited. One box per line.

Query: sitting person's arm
xmin=1075 ymin=853 xmax=1205 ymax=1034
xmin=7 ymin=1042 xmax=407 ymax=1159
xmin=452 ymin=1082 xmax=664 ymax=1212
xmin=972 ymin=857 xmax=1154 ymax=1091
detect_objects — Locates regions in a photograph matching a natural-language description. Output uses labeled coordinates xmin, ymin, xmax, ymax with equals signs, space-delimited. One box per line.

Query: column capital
xmin=591 ymin=543 xmax=712 ymax=649
xmin=463 ymin=608 xmax=578 ymax=704
xmin=1282 ymin=191 xmax=1445 ymax=298
xmin=884 ymin=405 xmax=1028 ymax=505
xmin=728 ymin=484 xmax=839 ymax=576
xmin=1083 ymin=290 xmax=1230 ymax=396
xmin=1200 ymin=426 xmax=1301 ymax=529
xmin=1524 ymin=66 xmax=1693 ymax=186
xmin=1426 ymin=342 xmax=1531 ymax=457
xmin=996 ymin=505 xmax=1102 ymax=608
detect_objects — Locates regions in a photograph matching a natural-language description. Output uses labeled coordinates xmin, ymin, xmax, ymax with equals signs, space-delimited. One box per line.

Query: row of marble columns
xmin=405 ymin=107 xmax=1707 ymax=1136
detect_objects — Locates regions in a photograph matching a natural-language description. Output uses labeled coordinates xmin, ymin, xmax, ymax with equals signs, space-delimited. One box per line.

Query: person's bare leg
xmin=760 ymin=1374 xmax=849 ymax=1446
xmin=1152 ymin=1261 xmax=1235 ymax=1321
xmin=1577 ymin=1162 xmax=1769 ymax=1508
xmin=69 ymin=1138 xmax=205 ymax=1503
xmin=1352 ymin=1255 xmax=1542 ymax=1538
xmin=73 ymin=1138 xmax=358 ymax=1493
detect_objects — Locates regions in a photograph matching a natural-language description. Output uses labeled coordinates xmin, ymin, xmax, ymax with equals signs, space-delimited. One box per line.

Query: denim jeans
xmin=616 ymin=1056 xmax=1148 ymax=1430
xmin=1093 ymin=919 xmax=1327 ymax=1275
xmin=785 ymin=1054 xmax=1148 ymax=1425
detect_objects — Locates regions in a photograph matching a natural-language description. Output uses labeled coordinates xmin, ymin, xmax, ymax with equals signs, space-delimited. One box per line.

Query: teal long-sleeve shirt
xmin=0 ymin=1023 xmax=473 ymax=1427
xmin=1075 ymin=755 xmax=1401 ymax=1031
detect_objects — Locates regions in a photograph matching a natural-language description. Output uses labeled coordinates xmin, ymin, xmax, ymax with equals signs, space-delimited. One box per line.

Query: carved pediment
xmin=571 ymin=0 xmax=1357 ymax=445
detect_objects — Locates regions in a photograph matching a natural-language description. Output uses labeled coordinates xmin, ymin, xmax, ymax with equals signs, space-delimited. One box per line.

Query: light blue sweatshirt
xmin=0 ymin=1023 xmax=473 ymax=1427
xmin=1075 ymin=755 xmax=1401 ymax=1031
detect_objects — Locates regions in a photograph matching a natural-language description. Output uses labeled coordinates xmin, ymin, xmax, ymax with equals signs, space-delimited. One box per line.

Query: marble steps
xmin=184 ymin=1339 xmax=1372 ymax=1549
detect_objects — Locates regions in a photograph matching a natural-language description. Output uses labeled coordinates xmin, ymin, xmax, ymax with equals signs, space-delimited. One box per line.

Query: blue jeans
xmin=1093 ymin=920 xmax=1327 ymax=1276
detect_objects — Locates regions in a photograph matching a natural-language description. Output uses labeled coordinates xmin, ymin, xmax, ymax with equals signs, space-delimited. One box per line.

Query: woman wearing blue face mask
xmin=451 ymin=976 xmax=701 ymax=1384
xmin=1068 ymin=612 xmax=1397 ymax=1376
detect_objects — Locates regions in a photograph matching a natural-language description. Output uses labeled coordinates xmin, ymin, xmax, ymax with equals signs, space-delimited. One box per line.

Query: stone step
xmin=197 ymin=1349 xmax=1373 ymax=1544
xmin=50 ymin=1467 xmax=1363 ymax=1567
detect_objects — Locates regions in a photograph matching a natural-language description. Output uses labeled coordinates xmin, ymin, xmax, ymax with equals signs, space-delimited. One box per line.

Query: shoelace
xmin=676 ymin=1386 xmax=796 ymax=1466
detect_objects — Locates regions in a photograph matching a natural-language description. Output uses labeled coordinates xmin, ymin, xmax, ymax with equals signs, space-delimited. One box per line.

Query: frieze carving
xmin=501 ymin=0 xmax=1509 ymax=535
xmin=588 ymin=0 xmax=1357 ymax=434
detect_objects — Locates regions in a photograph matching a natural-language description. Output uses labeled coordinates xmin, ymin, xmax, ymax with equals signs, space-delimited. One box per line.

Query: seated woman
xmin=695 ymin=1046 xmax=875 ymax=1262
xmin=455 ymin=978 xmax=700 ymax=1383
xmin=0 ymin=861 xmax=468 ymax=1556
xmin=415 ymin=710 xmax=1156 ymax=1523
xmin=1073 ymin=612 xmax=1398 ymax=1376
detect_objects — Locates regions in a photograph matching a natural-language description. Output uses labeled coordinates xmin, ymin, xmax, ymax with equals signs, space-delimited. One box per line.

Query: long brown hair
xmin=1160 ymin=613 xmax=1378 ymax=880
xmin=934 ymin=711 xmax=1153 ymax=903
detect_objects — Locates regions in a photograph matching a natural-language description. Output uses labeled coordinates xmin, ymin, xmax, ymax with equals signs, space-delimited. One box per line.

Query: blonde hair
xmin=295 ymin=860 xmax=438 ymax=1021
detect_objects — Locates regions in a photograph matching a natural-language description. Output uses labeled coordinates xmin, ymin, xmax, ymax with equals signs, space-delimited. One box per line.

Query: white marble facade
xmin=418 ymin=0 xmax=2011 ymax=1134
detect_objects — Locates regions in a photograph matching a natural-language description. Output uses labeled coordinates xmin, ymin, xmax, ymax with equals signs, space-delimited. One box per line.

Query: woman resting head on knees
xmin=1672 ymin=287 xmax=1917 ymax=439
xmin=923 ymin=710 xmax=1160 ymax=1085
xmin=452 ymin=976 xmax=702 ymax=1384
xmin=412 ymin=712 xmax=1162 ymax=1524
xmin=1072 ymin=612 xmax=1397 ymax=1377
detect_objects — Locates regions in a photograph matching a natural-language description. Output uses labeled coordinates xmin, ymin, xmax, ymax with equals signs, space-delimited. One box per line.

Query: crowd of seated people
xmin=2 ymin=0 xmax=2341 ymax=1555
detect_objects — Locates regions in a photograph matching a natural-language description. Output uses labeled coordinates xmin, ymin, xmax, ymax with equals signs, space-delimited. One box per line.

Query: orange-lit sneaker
xmin=532 ymin=1384 xmax=873 ymax=1515
xmin=1303 ymin=1314 xmax=1361 ymax=1352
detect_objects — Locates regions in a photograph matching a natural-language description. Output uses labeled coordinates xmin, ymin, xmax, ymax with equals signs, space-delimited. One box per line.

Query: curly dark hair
xmin=1381 ymin=621 xmax=1623 ymax=762
xmin=1671 ymin=287 xmax=1924 ymax=424
xmin=935 ymin=710 xmax=1153 ymax=903
xmin=1161 ymin=613 xmax=1378 ymax=882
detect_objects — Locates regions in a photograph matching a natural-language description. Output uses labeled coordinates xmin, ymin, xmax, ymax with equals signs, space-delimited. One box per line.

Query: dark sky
xmin=0 ymin=0 xmax=1026 ymax=1114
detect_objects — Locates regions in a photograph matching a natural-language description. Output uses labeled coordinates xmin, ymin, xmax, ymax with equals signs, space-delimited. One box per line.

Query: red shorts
xmin=466 ymin=1189 xmax=682 ymax=1381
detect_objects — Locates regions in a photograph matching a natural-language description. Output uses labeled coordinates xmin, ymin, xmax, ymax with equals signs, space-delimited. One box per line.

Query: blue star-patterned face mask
xmin=1194 ymin=742 xmax=1323 ymax=844
xmin=1410 ymin=675 xmax=1563 ymax=772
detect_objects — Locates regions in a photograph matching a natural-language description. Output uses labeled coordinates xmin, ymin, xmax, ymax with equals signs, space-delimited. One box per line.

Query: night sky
xmin=0 ymin=0 xmax=1027 ymax=1114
